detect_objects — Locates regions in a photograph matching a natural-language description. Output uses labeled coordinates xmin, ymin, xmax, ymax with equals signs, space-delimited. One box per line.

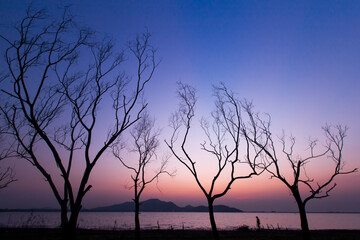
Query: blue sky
xmin=0 ymin=0 xmax=359 ymax=212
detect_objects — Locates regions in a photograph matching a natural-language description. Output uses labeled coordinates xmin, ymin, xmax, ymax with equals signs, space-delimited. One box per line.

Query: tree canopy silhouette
xmin=112 ymin=112 xmax=173 ymax=240
xmin=166 ymin=82 xmax=268 ymax=240
xmin=0 ymin=131 xmax=16 ymax=190
xmin=0 ymin=5 xmax=158 ymax=232
xmin=240 ymin=105 xmax=358 ymax=240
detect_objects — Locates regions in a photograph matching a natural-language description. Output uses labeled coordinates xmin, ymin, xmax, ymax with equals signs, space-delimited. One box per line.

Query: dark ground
xmin=1 ymin=228 xmax=360 ymax=240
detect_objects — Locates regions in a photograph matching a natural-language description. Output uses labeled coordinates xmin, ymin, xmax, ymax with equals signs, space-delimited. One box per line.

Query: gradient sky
xmin=0 ymin=0 xmax=359 ymax=212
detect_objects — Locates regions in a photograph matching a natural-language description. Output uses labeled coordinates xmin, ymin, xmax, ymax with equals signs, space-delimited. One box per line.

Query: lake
xmin=0 ymin=212 xmax=359 ymax=230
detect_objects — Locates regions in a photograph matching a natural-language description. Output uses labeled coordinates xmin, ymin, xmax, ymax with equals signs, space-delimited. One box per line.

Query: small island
xmin=87 ymin=199 xmax=242 ymax=213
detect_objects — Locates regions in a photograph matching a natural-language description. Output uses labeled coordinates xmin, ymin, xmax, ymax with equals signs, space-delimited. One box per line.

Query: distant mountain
xmin=87 ymin=199 xmax=242 ymax=212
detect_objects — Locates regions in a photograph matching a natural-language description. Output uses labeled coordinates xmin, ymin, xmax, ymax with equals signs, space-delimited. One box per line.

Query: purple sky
xmin=0 ymin=0 xmax=359 ymax=212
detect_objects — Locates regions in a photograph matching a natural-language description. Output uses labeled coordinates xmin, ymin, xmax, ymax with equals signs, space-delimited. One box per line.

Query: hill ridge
xmin=88 ymin=198 xmax=242 ymax=212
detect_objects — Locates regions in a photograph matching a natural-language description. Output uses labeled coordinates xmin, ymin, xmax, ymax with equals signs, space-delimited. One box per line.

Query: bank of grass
xmin=1 ymin=228 xmax=360 ymax=240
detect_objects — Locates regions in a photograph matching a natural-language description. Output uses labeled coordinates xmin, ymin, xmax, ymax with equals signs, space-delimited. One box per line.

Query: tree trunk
xmin=298 ymin=204 xmax=311 ymax=240
xmin=207 ymin=198 xmax=219 ymax=240
xmin=293 ymin=190 xmax=311 ymax=240
xmin=60 ymin=201 xmax=69 ymax=230
xmin=66 ymin=204 xmax=82 ymax=233
xmin=134 ymin=197 xmax=140 ymax=240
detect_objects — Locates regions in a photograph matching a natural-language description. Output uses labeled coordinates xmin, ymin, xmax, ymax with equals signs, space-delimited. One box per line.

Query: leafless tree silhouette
xmin=112 ymin=112 xmax=173 ymax=240
xmin=0 ymin=166 xmax=15 ymax=190
xmin=166 ymin=82 xmax=267 ymax=240
xmin=0 ymin=5 xmax=157 ymax=232
xmin=0 ymin=142 xmax=16 ymax=190
xmin=0 ymin=122 xmax=16 ymax=189
xmin=241 ymin=106 xmax=358 ymax=240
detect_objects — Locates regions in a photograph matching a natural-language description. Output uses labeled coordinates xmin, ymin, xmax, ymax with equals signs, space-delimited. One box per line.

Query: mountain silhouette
xmin=88 ymin=199 xmax=242 ymax=212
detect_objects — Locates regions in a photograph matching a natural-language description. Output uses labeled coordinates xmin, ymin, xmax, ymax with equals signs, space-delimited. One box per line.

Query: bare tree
xmin=112 ymin=112 xmax=173 ymax=240
xmin=0 ymin=167 xmax=15 ymax=190
xmin=166 ymin=82 xmax=267 ymax=240
xmin=0 ymin=5 xmax=157 ymax=232
xmin=242 ymin=107 xmax=358 ymax=240
xmin=0 ymin=123 xmax=16 ymax=189
xmin=0 ymin=146 xmax=16 ymax=190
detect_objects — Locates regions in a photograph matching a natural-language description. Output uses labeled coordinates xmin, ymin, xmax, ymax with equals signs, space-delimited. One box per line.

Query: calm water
xmin=0 ymin=212 xmax=359 ymax=230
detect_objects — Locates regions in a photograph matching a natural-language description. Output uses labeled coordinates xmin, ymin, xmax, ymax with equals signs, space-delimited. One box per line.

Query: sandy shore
xmin=1 ymin=228 xmax=360 ymax=240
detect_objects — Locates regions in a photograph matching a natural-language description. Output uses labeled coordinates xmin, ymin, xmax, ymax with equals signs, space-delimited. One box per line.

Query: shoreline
xmin=1 ymin=209 xmax=360 ymax=214
xmin=1 ymin=228 xmax=360 ymax=240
